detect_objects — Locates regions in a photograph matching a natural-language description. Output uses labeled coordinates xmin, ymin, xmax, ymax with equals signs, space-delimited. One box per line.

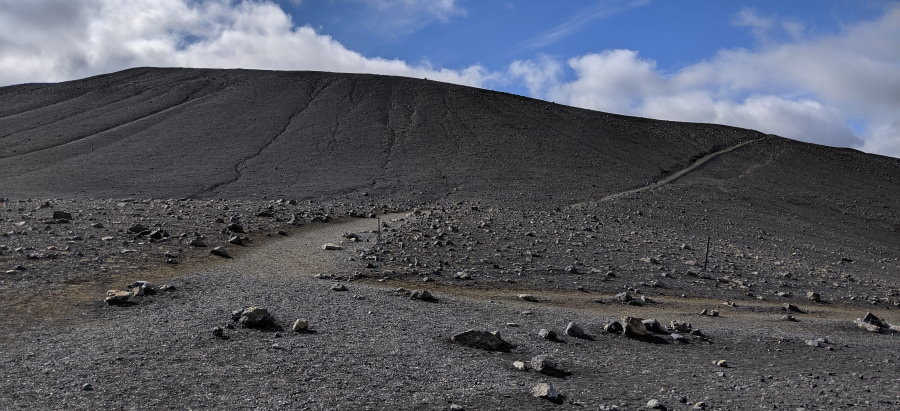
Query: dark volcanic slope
xmin=1 ymin=67 xmax=761 ymax=204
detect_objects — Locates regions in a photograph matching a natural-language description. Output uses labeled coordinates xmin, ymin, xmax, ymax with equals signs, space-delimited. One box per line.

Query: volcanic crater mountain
xmin=1 ymin=68 xmax=898 ymax=410
xmin=0 ymin=68 xmax=800 ymax=201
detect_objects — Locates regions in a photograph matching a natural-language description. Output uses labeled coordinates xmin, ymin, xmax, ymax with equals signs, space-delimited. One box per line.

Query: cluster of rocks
xmin=390 ymin=287 xmax=438 ymax=302
xmin=104 ymin=280 xmax=175 ymax=305
xmin=214 ymin=306 xmax=311 ymax=339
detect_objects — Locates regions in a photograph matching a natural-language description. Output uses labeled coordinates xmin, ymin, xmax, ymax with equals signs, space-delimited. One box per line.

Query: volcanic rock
xmin=450 ymin=330 xmax=512 ymax=351
xmin=530 ymin=383 xmax=561 ymax=403
xmin=530 ymin=355 xmax=571 ymax=377
xmin=104 ymin=290 xmax=131 ymax=305
xmin=236 ymin=306 xmax=274 ymax=329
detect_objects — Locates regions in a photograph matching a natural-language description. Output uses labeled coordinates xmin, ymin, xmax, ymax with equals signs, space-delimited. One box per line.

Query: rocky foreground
xmin=1 ymin=198 xmax=897 ymax=410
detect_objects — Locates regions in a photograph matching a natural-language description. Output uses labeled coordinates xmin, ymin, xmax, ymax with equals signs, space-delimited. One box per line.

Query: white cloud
xmin=522 ymin=0 xmax=649 ymax=50
xmin=343 ymin=0 xmax=465 ymax=36
xmin=733 ymin=7 xmax=775 ymax=42
xmin=509 ymin=5 xmax=900 ymax=158
xmin=0 ymin=0 xmax=489 ymax=87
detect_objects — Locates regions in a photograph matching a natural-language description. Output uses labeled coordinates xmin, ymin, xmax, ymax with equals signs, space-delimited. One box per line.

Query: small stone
xmin=807 ymin=291 xmax=822 ymax=302
xmin=228 ymin=235 xmax=247 ymax=245
xmin=104 ymin=290 xmax=131 ymax=305
xmin=52 ymin=211 xmax=73 ymax=220
xmin=781 ymin=315 xmax=798 ymax=322
xmin=291 ymin=319 xmax=309 ymax=332
xmin=783 ymin=303 xmax=802 ymax=313
xmin=210 ymin=246 xmax=230 ymax=258
xmin=715 ymin=360 xmax=728 ymax=367
xmin=530 ymin=355 xmax=570 ymax=377
xmin=322 ymin=243 xmax=343 ymax=250
xmin=530 ymin=382 xmax=561 ymax=402
xmin=189 ymin=237 xmax=207 ymax=247
xmin=518 ymin=294 xmax=538 ymax=302
xmin=450 ymin=330 xmax=513 ymax=351
xmin=512 ymin=360 xmax=528 ymax=371
xmin=700 ymin=309 xmax=719 ymax=317
xmin=805 ymin=338 xmax=828 ymax=347
xmin=82 ymin=383 xmax=93 ymax=391
xmin=669 ymin=320 xmax=692 ymax=332
xmin=226 ymin=223 xmax=244 ymax=233
xmin=454 ymin=271 xmax=471 ymax=280
xmin=331 ymin=283 xmax=348 ymax=292
xmin=410 ymin=289 xmax=437 ymax=302
xmin=615 ymin=291 xmax=632 ymax=302
xmin=647 ymin=399 xmax=664 ymax=409
xmin=565 ymin=321 xmax=588 ymax=339
xmin=537 ymin=329 xmax=558 ymax=341
xmin=212 ymin=327 xmax=224 ymax=338
xmin=449 ymin=404 xmax=465 ymax=411
xmin=692 ymin=402 xmax=707 ymax=410
xmin=288 ymin=214 xmax=304 ymax=226
xmin=604 ymin=321 xmax=623 ymax=333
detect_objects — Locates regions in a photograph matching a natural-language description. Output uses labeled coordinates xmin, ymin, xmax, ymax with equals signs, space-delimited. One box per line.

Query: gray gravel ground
xmin=1 ymin=214 xmax=897 ymax=410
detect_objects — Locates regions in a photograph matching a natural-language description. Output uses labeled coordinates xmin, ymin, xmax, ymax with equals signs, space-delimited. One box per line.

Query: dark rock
xmin=128 ymin=224 xmax=148 ymax=234
xmin=226 ymin=223 xmax=244 ymax=233
xmin=783 ymin=303 xmax=804 ymax=313
xmin=604 ymin=321 xmax=623 ymax=333
xmin=622 ymin=317 xmax=648 ymax=338
xmin=450 ymin=330 xmax=513 ymax=351
xmin=237 ymin=306 xmax=274 ymax=328
xmin=210 ymin=246 xmax=230 ymax=258
xmin=331 ymin=283 xmax=348 ymax=292
xmin=410 ymin=289 xmax=437 ymax=302
xmin=565 ymin=321 xmax=589 ymax=339
xmin=537 ymin=329 xmax=558 ymax=341
xmin=615 ymin=291 xmax=632 ymax=302
xmin=52 ymin=211 xmax=72 ymax=220
xmin=530 ymin=355 xmax=571 ymax=377
xmin=807 ymin=291 xmax=822 ymax=302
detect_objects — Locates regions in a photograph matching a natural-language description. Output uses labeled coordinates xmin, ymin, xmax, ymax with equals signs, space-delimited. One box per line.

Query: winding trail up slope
xmin=578 ymin=135 xmax=770 ymax=205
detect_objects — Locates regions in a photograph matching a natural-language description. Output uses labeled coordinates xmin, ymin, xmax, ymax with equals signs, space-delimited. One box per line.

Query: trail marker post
xmin=703 ymin=236 xmax=711 ymax=272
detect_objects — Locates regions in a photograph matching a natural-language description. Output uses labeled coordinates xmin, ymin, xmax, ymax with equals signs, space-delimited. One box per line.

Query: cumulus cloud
xmin=509 ymin=6 xmax=900 ymax=158
xmin=0 ymin=0 xmax=490 ymax=87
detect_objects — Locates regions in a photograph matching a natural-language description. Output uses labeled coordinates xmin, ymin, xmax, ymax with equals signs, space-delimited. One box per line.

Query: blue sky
xmin=0 ymin=0 xmax=898 ymax=157
xmin=286 ymin=0 xmax=884 ymax=93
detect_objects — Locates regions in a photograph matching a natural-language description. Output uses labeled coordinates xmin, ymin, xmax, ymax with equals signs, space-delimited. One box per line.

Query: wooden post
xmin=703 ymin=236 xmax=711 ymax=272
